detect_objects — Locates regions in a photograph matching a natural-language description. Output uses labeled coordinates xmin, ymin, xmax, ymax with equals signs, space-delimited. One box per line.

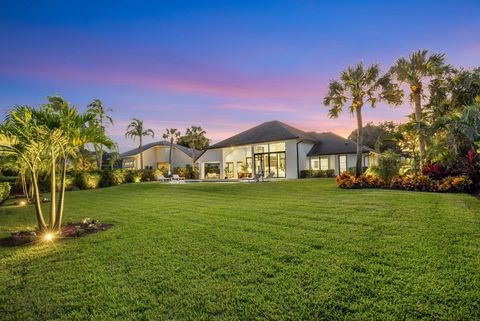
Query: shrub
xmin=125 ymin=170 xmax=142 ymax=183
xmin=377 ymin=151 xmax=401 ymax=184
xmin=326 ymin=169 xmax=336 ymax=177
xmin=0 ymin=182 xmax=11 ymax=204
xmin=101 ymin=169 xmax=127 ymax=187
xmin=438 ymin=175 xmax=473 ymax=193
xmin=75 ymin=172 xmax=102 ymax=189
xmin=300 ymin=169 xmax=336 ymax=178
xmin=336 ymin=173 xmax=385 ymax=189
xmin=336 ymin=172 xmax=356 ymax=188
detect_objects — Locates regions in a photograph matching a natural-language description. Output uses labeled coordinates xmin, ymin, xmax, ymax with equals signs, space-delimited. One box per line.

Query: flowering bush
xmin=437 ymin=176 xmax=473 ymax=192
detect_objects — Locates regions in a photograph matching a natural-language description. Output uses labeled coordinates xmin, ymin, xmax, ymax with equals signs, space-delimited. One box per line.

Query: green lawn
xmin=1 ymin=179 xmax=479 ymax=320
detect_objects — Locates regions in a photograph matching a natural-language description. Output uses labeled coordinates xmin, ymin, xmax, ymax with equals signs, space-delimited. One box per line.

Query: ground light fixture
xmin=19 ymin=200 xmax=27 ymax=206
xmin=43 ymin=232 xmax=56 ymax=242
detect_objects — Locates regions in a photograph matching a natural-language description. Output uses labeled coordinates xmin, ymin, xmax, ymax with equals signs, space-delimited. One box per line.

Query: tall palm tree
xmin=324 ymin=62 xmax=403 ymax=177
xmin=389 ymin=49 xmax=447 ymax=164
xmin=87 ymin=99 xmax=114 ymax=169
xmin=125 ymin=119 xmax=155 ymax=170
xmin=184 ymin=126 xmax=208 ymax=170
xmin=163 ymin=128 xmax=181 ymax=175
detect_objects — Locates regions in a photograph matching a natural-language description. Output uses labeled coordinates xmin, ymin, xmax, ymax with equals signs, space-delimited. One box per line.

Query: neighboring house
xmin=119 ymin=141 xmax=201 ymax=170
xmin=197 ymin=120 xmax=373 ymax=180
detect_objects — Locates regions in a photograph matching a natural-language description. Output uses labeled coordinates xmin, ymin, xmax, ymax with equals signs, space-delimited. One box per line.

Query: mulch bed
xmin=0 ymin=222 xmax=113 ymax=247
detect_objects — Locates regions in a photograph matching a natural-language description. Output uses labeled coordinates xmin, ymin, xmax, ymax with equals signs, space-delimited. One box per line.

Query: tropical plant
xmin=125 ymin=119 xmax=155 ymax=170
xmin=0 ymin=98 xmax=115 ymax=232
xmin=183 ymin=126 xmax=209 ymax=170
xmin=87 ymin=99 xmax=114 ymax=169
xmin=324 ymin=62 xmax=403 ymax=177
xmin=389 ymin=49 xmax=448 ymax=164
xmin=162 ymin=128 xmax=181 ymax=175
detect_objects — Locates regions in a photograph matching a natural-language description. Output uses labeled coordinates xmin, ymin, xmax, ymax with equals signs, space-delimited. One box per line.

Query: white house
xmin=119 ymin=141 xmax=200 ymax=171
xmin=197 ymin=120 xmax=373 ymax=180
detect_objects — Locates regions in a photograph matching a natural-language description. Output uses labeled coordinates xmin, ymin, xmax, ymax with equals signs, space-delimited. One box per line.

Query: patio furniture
xmin=171 ymin=174 xmax=186 ymax=181
xmin=263 ymin=171 xmax=275 ymax=181
xmin=242 ymin=173 xmax=263 ymax=183
xmin=155 ymin=174 xmax=171 ymax=182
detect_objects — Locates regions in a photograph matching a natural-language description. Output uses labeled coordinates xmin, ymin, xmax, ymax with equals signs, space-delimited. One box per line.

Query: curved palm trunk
xmin=54 ymin=157 xmax=68 ymax=230
xmin=414 ymin=92 xmax=425 ymax=168
xmin=96 ymin=145 xmax=103 ymax=170
xmin=355 ymin=106 xmax=364 ymax=178
xmin=32 ymin=172 xmax=47 ymax=231
xmin=168 ymin=138 xmax=173 ymax=175
xmin=49 ymin=148 xmax=56 ymax=228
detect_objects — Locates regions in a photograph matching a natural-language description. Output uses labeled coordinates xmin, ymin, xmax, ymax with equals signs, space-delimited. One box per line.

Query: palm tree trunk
xmin=139 ymin=136 xmax=144 ymax=170
xmin=168 ymin=138 xmax=173 ymax=175
xmin=414 ymin=92 xmax=425 ymax=168
xmin=49 ymin=148 xmax=56 ymax=228
xmin=355 ymin=106 xmax=363 ymax=178
xmin=97 ymin=145 xmax=103 ymax=170
xmin=55 ymin=157 xmax=68 ymax=230
xmin=32 ymin=172 xmax=47 ymax=231
xmin=20 ymin=173 xmax=28 ymax=202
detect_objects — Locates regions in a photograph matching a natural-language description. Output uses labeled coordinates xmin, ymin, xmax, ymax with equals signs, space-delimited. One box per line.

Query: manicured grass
xmin=1 ymin=179 xmax=479 ymax=320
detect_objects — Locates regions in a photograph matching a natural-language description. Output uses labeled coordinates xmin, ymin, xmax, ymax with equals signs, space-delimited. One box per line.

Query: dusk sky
xmin=1 ymin=0 xmax=480 ymax=152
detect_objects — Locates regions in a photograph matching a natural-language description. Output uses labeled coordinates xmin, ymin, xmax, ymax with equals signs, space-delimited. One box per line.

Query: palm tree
xmin=324 ymin=62 xmax=403 ymax=177
xmin=163 ymin=128 xmax=181 ymax=175
xmin=87 ymin=99 xmax=113 ymax=169
xmin=125 ymin=119 xmax=155 ymax=170
xmin=184 ymin=126 xmax=209 ymax=170
xmin=389 ymin=49 xmax=447 ymax=164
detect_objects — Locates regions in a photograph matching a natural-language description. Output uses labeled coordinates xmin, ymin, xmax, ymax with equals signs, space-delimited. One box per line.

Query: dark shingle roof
xmin=209 ymin=120 xmax=318 ymax=149
xmin=306 ymin=132 xmax=373 ymax=156
xmin=119 ymin=141 xmax=201 ymax=160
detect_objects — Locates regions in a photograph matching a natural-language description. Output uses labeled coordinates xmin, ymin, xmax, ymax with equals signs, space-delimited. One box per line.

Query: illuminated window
xmin=363 ymin=155 xmax=370 ymax=167
xmin=269 ymin=142 xmax=285 ymax=152
xmin=123 ymin=161 xmax=134 ymax=168
xmin=339 ymin=155 xmax=347 ymax=173
xmin=320 ymin=157 xmax=329 ymax=170
xmin=310 ymin=158 xmax=319 ymax=170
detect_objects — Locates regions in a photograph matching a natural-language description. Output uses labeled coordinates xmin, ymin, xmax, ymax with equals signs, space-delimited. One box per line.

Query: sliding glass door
xmin=253 ymin=142 xmax=286 ymax=178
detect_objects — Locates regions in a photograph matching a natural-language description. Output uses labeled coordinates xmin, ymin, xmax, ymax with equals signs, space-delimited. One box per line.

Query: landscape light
xmin=44 ymin=233 xmax=54 ymax=241
xmin=19 ymin=200 xmax=27 ymax=206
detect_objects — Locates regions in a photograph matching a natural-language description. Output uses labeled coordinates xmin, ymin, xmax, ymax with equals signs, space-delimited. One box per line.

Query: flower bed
xmin=0 ymin=218 xmax=112 ymax=247
xmin=337 ymin=172 xmax=474 ymax=193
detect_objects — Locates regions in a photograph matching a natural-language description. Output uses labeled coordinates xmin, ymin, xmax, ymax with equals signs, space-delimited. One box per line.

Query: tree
xmin=324 ymin=62 xmax=403 ymax=177
xmin=389 ymin=49 xmax=447 ymax=164
xmin=183 ymin=126 xmax=209 ymax=170
xmin=0 ymin=99 xmax=114 ymax=232
xmin=87 ymin=99 xmax=114 ymax=169
xmin=162 ymin=128 xmax=181 ymax=175
xmin=125 ymin=119 xmax=155 ymax=170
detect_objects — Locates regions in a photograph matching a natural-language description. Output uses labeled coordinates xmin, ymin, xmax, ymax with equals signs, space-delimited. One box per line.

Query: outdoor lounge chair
xmin=171 ymin=174 xmax=186 ymax=181
xmin=242 ymin=173 xmax=263 ymax=182
xmin=155 ymin=174 xmax=171 ymax=182
xmin=263 ymin=171 xmax=275 ymax=182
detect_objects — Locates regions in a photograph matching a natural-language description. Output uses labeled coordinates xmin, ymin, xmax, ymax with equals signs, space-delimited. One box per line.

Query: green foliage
xmin=125 ymin=170 xmax=143 ymax=183
xmin=0 ymin=182 xmax=11 ymax=204
xmin=75 ymin=172 xmax=102 ymax=189
xmin=377 ymin=151 xmax=401 ymax=183
xmin=300 ymin=169 xmax=336 ymax=178
xmin=101 ymin=169 xmax=127 ymax=186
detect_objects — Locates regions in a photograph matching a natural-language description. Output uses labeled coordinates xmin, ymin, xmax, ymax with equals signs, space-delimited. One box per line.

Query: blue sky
xmin=1 ymin=0 xmax=479 ymax=151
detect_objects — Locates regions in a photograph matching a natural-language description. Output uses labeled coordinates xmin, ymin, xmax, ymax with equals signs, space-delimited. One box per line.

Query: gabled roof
xmin=307 ymin=132 xmax=373 ymax=156
xmin=209 ymin=120 xmax=318 ymax=149
xmin=119 ymin=141 xmax=202 ymax=160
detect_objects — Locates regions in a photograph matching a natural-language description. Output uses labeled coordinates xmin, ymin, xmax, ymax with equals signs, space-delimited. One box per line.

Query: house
xmin=197 ymin=120 xmax=373 ymax=179
xmin=119 ymin=141 xmax=201 ymax=171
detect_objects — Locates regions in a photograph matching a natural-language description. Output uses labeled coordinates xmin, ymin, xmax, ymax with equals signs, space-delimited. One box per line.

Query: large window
xmin=225 ymin=162 xmax=234 ymax=179
xmin=320 ymin=157 xmax=329 ymax=170
xmin=310 ymin=158 xmax=319 ymax=170
xmin=253 ymin=142 xmax=286 ymax=178
xmin=339 ymin=155 xmax=347 ymax=173
xmin=204 ymin=163 xmax=220 ymax=179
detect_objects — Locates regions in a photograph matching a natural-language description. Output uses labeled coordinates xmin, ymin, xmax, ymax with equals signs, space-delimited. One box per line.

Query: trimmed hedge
xmin=299 ymin=169 xmax=336 ymax=178
xmin=0 ymin=182 xmax=11 ymax=204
